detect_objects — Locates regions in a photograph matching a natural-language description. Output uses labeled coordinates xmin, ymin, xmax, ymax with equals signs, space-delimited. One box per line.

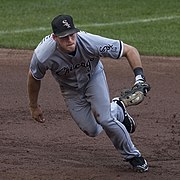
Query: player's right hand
xmin=29 ymin=105 xmax=45 ymax=123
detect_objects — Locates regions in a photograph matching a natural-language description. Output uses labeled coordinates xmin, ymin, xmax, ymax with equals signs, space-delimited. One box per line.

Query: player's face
xmin=54 ymin=33 xmax=77 ymax=53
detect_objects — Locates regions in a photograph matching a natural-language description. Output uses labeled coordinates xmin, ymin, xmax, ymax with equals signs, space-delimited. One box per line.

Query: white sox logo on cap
xmin=62 ymin=20 xmax=71 ymax=28
xmin=51 ymin=15 xmax=80 ymax=37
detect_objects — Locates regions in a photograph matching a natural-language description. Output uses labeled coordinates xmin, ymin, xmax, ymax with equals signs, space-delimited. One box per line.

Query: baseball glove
xmin=119 ymin=82 xmax=151 ymax=107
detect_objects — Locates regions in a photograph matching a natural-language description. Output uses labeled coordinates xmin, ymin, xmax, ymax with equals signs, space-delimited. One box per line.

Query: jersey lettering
xmin=56 ymin=58 xmax=96 ymax=75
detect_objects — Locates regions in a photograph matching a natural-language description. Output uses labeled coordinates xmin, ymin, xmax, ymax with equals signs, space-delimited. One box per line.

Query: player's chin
xmin=66 ymin=44 xmax=76 ymax=52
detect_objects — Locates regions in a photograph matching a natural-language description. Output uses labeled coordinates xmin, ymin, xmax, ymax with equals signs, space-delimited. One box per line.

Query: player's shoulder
xmin=34 ymin=34 xmax=56 ymax=63
xmin=77 ymin=31 xmax=115 ymax=44
xmin=77 ymin=31 xmax=103 ymax=47
xmin=77 ymin=31 xmax=101 ymax=39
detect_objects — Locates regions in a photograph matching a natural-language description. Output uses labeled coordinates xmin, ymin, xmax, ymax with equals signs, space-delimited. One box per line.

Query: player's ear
xmin=52 ymin=33 xmax=57 ymax=40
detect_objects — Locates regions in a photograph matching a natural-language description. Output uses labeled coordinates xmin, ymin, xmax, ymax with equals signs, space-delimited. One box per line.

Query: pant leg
xmin=63 ymin=91 xmax=103 ymax=137
xmin=85 ymin=66 xmax=141 ymax=159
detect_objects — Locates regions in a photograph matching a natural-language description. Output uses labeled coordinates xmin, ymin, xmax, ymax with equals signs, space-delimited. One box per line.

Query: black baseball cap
xmin=51 ymin=15 xmax=80 ymax=38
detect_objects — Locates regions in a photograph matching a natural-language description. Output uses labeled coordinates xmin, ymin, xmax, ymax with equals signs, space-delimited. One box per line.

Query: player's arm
xmin=118 ymin=43 xmax=151 ymax=106
xmin=122 ymin=43 xmax=145 ymax=84
xmin=27 ymin=70 xmax=45 ymax=123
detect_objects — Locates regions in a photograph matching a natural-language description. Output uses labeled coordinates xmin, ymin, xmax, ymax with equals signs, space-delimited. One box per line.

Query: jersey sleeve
xmin=78 ymin=32 xmax=124 ymax=59
xmin=30 ymin=52 xmax=48 ymax=80
xmin=97 ymin=39 xmax=123 ymax=59
xmin=29 ymin=34 xmax=56 ymax=80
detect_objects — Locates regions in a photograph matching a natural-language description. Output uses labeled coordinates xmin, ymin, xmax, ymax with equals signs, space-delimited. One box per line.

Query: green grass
xmin=0 ymin=0 xmax=180 ymax=56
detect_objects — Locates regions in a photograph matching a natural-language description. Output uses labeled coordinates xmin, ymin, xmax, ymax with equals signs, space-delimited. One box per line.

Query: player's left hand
xmin=119 ymin=81 xmax=151 ymax=107
xmin=133 ymin=81 xmax=151 ymax=96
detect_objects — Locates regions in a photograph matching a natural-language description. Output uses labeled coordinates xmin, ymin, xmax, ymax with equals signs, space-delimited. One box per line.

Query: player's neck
xmin=68 ymin=49 xmax=76 ymax=56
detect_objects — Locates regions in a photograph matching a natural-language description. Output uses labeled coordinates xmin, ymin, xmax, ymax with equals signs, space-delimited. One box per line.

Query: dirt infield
xmin=0 ymin=48 xmax=180 ymax=180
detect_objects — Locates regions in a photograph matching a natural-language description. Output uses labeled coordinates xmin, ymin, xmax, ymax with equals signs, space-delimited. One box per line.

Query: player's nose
xmin=66 ymin=34 xmax=75 ymax=42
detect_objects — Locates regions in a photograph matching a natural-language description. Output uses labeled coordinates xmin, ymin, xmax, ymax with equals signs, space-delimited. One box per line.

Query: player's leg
xmin=85 ymin=63 xmax=148 ymax=172
xmin=85 ymin=63 xmax=140 ymax=159
xmin=63 ymin=92 xmax=103 ymax=137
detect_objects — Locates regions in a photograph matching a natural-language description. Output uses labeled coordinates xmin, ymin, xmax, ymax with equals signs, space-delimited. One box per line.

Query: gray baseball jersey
xmin=30 ymin=31 xmax=123 ymax=89
xmin=30 ymin=31 xmax=141 ymax=159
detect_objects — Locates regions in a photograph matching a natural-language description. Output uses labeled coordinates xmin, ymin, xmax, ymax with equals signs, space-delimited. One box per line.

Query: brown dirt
xmin=0 ymin=48 xmax=180 ymax=180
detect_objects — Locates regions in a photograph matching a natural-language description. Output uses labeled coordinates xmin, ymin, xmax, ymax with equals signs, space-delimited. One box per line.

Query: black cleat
xmin=112 ymin=98 xmax=136 ymax=133
xmin=127 ymin=156 xmax=149 ymax=172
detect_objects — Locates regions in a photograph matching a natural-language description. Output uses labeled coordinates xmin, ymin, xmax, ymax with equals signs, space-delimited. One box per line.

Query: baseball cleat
xmin=127 ymin=156 xmax=149 ymax=172
xmin=112 ymin=97 xmax=136 ymax=133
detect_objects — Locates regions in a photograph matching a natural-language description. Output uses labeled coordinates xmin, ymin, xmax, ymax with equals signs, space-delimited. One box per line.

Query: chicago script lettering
xmin=56 ymin=58 xmax=95 ymax=76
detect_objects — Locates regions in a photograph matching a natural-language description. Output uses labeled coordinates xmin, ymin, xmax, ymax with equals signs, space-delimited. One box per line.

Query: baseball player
xmin=27 ymin=14 xmax=150 ymax=172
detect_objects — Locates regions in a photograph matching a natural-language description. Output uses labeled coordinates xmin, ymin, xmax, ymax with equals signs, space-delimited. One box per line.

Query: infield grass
xmin=0 ymin=0 xmax=180 ymax=56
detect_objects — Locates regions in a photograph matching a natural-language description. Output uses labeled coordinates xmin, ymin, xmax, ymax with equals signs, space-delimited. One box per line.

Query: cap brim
xmin=56 ymin=28 xmax=80 ymax=38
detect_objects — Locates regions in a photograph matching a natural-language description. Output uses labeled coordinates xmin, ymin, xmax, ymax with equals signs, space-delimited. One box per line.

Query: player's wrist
xmin=133 ymin=67 xmax=143 ymax=76
xmin=135 ymin=75 xmax=145 ymax=84
xmin=133 ymin=67 xmax=145 ymax=84
xmin=29 ymin=103 xmax=38 ymax=109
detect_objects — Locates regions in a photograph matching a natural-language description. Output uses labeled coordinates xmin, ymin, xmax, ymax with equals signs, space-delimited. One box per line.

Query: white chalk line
xmin=80 ymin=15 xmax=180 ymax=27
xmin=0 ymin=15 xmax=179 ymax=35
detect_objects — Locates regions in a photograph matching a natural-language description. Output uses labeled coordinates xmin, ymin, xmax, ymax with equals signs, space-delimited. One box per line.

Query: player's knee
xmin=81 ymin=126 xmax=102 ymax=137
xmin=83 ymin=130 xmax=97 ymax=137
xmin=98 ymin=118 xmax=113 ymax=129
